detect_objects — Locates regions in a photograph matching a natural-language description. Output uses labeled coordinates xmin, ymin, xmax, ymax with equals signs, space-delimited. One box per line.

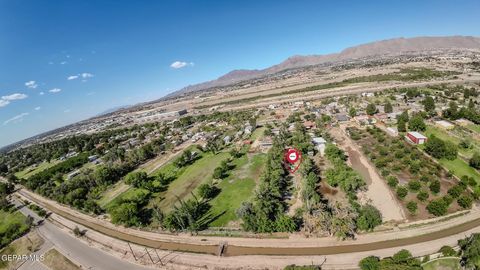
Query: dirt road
xmin=330 ymin=126 xmax=406 ymax=221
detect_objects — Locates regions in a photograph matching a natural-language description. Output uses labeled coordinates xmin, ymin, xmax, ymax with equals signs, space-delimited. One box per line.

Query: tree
xmin=459 ymin=233 xmax=480 ymax=269
xmin=408 ymin=115 xmax=426 ymax=131
xmin=110 ymin=202 xmax=140 ymax=227
xmin=439 ymin=245 xmax=456 ymax=257
xmin=406 ymin=201 xmax=418 ymax=214
xmin=444 ymin=141 xmax=458 ymax=160
xmin=384 ymin=102 xmax=393 ymax=113
xmin=387 ymin=176 xmax=399 ymax=188
xmin=357 ymin=205 xmax=382 ymax=231
xmin=197 ymin=183 xmax=220 ymax=199
xmin=470 ymin=152 xmax=480 ymax=169
xmin=393 ymin=249 xmax=414 ymax=264
xmin=417 ymin=190 xmax=429 ymax=202
xmin=396 ymin=186 xmax=408 ymax=199
xmin=0 ymin=163 xmax=7 ymax=174
xmin=124 ymin=171 xmax=148 ymax=187
xmin=408 ymin=180 xmax=421 ymax=192
xmin=366 ymin=103 xmax=377 ymax=116
xmin=359 ymin=256 xmax=380 ymax=270
xmin=397 ymin=118 xmax=407 ymax=132
xmin=425 ymin=135 xmax=446 ymax=159
xmin=429 ymin=180 xmax=441 ymax=194
xmin=349 ymin=107 xmax=357 ymax=118
xmin=423 ymin=96 xmax=436 ymax=113
xmin=426 ymin=199 xmax=448 ymax=216
xmin=458 ymin=194 xmax=474 ymax=209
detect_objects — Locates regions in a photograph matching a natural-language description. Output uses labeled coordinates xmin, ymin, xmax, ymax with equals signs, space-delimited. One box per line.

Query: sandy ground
xmin=216 ymin=77 xmax=480 ymax=112
xmin=330 ymin=126 xmax=406 ymax=222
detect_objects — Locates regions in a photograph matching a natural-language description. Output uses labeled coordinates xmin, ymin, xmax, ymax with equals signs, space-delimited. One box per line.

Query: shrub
xmin=458 ymin=194 xmax=474 ymax=209
xmin=439 ymin=245 xmax=457 ymax=257
xmin=406 ymin=201 xmax=418 ymax=214
xmin=357 ymin=205 xmax=382 ymax=231
xmin=429 ymin=180 xmax=441 ymax=194
xmin=448 ymin=185 xmax=465 ymax=198
xmin=197 ymin=183 xmax=220 ymax=199
xmin=408 ymin=180 xmax=421 ymax=192
xmin=443 ymin=195 xmax=454 ymax=206
xmin=396 ymin=186 xmax=408 ymax=199
xmin=417 ymin=190 xmax=429 ymax=202
xmin=387 ymin=176 xmax=399 ymax=188
xmin=359 ymin=256 xmax=380 ymax=270
xmin=470 ymin=152 xmax=480 ymax=169
xmin=427 ymin=199 xmax=448 ymax=216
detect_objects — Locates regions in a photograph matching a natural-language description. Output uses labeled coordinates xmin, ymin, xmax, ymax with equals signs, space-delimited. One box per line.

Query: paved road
xmin=13 ymin=199 xmax=153 ymax=270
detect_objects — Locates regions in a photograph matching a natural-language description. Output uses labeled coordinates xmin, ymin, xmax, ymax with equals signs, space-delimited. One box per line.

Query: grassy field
xmin=157 ymin=151 xmax=231 ymax=210
xmin=97 ymin=147 xmax=197 ymax=208
xmin=42 ymin=248 xmax=80 ymax=270
xmin=105 ymin=188 xmax=150 ymax=209
xmin=208 ymin=153 xmax=266 ymax=227
xmin=467 ymin=124 xmax=480 ymax=133
xmin=15 ymin=161 xmax=59 ymax=179
xmin=0 ymin=210 xmax=30 ymax=238
xmin=422 ymin=257 xmax=461 ymax=270
xmin=97 ymin=182 xmax=131 ymax=208
xmin=439 ymin=158 xmax=480 ymax=181
xmin=425 ymin=124 xmax=480 ymax=158
xmin=250 ymin=126 xmax=266 ymax=141
xmin=141 ymin=144 xmax=199 ymax=174
xmin=0 ymin=231 xmax=44 ymax=269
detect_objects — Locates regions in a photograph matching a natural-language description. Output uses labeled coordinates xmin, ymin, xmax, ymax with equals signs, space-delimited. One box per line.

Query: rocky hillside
xmin=167 ymin=36 xmax=480 ymax=97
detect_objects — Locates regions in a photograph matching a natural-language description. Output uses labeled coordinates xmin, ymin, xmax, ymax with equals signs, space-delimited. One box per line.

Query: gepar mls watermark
xmin=1 ymin=254 xmax=45 ymax=262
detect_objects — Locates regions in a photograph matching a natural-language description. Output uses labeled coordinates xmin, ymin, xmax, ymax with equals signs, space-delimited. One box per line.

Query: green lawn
xmin=15 ymin=161 xmax=59 ymax=179
xmin=425 ymin=125 xmax=479 ymax=158
xmin=250 ymin=127 xmax=266 ymax=141
xmin=208 ymin=153 xmax=266 ymax=227
xmin=142 ymin=144 xmax=200 ymax=174
xmin=439 ymin=157 xmax=480 ymax=182
xmin=467 ymin=124 xmax=480 ymax=133
xmin=0 ymin=210 xmax=30 ymax=249
xmin=104 ymin=188 xmax=150 ymax=209
xmin=0 ymin=210 xmax=29 ymax=233
xmin=422 ymin=257 xmax=461 ymax=270
xmin=158 ymin=151 xmax=231 ymax=210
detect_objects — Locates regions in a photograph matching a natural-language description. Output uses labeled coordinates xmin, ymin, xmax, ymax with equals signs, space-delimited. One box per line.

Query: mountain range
xmin=168 ymin=36 xmax=480 ymax=97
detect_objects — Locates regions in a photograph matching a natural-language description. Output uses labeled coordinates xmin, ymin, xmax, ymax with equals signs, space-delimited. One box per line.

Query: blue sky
xmin=1 ymin=0 xmax=479 ymax=147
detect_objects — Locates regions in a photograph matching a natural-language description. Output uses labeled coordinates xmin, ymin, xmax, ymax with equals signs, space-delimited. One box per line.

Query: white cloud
xmin=170 ymin=61 xmax=194 ymax=69
xmin=3 ymin=112 xmax=29 ymax=125
xmin=25 ymin=81 xmax=38 ymax=89
xmin=49 ymin=88 xmax=61 ymax=93
xmin=39 ymin=91 xmax=45 ymax=96
xmin=60 ymin=61 xmax=67 ymax=65
xmin=34 ymin=106 xmax=41 ymax=111
xmin=48 ymin=61 xmax=54 ymax=65
xmin=0 ymin=93 xmax=28 ymax=108
xmin=0 ymin=99 xmax=9 ymax=108
xmin=2 ymin=93 xmax=28 ymax=101
xmin=68 ymin=73 xmax=94 ymax=81
xmin=81 ymin=72 xmax=94 ymax=78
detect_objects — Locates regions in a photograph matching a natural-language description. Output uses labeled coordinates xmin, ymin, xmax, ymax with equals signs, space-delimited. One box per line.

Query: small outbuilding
xmin=406 ymin=131 xmax=427 ymax=145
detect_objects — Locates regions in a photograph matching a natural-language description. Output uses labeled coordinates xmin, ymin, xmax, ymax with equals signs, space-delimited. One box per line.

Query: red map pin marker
xmin=284 ymin=148 xmax=302 ymax=173
xmin=286 ymin=148 xmax=299 ymax=163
